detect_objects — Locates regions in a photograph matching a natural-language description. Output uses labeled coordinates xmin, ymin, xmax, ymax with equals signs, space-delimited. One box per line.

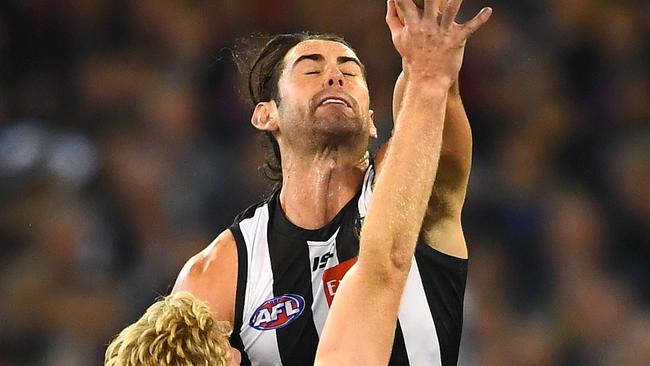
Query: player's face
xmin=275 ymin=40 xmax=375 ymax=146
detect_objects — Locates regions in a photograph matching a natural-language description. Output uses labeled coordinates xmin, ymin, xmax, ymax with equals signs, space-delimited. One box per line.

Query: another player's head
xmin=105 ymin=291 xmax=240 ymax=366
xmin=235 ymin=32 xmax=377 ymax=185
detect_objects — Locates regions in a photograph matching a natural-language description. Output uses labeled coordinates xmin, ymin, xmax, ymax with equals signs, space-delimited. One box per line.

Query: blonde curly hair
xmin=105 ymin=291 xmax=233 ymax=366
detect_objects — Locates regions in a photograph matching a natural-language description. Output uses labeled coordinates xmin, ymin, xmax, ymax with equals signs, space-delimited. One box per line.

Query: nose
xmin=323 ymin=68 xmax=345 ymax=88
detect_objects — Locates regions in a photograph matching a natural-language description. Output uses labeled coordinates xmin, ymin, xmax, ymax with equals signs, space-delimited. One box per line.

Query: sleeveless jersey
xmin=228 ymin=165 xmax=468 ymax=366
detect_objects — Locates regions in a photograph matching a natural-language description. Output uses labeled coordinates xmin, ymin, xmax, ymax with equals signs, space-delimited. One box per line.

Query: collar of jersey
xmin=270 ymin=188 xmax=362 ymax=241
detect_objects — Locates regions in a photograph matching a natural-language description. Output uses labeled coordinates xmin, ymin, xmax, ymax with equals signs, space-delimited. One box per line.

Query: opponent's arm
xmin=392 ymin=76 xmax=472 ymax=200
xmin=382 ymin=27 xmax=473 ymax=259
xmin=315 ymin=1 xmax=491 ymax=365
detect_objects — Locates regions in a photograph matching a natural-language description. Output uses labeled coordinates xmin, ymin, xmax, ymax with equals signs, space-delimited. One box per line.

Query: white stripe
xmin=307 ymin=229 xmax=340 ymax=336
xmin=398 ymin=257 xmax=442 ymax=366
xmin=357 ymin=164 xmax=375 ymax=218
xmin=238 ymin=205 xmax=283 ymax=366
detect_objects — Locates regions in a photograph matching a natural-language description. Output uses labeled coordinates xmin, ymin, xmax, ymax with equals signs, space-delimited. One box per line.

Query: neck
xmin=279 ymin=146 xmax=369 ymax=230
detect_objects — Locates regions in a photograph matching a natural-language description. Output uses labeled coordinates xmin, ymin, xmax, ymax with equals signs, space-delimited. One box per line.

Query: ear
xmin=251 ymin=101 xmax=279 ymax=132
xmin=368 ymin=109 xmax=378 ymax=139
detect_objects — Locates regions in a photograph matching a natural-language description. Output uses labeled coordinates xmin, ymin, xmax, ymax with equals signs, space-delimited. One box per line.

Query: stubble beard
xmin=306 ymin=106 xmax=369 ymax=152
xmin=277 ymin=99 xmax=370 ymax=157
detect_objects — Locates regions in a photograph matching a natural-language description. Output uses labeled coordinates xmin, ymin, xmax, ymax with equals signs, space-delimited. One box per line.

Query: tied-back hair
xmin=232 ymin=32 xmax=358 ymax=190
xmin=105 ymin=292 xmax=233 ymax=366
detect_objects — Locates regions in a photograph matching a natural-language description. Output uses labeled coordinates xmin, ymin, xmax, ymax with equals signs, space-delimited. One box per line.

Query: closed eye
xmin=305 ymin=71 xmax=320 ymax=75
xmin=343 ymin=73 xmax=356 ymax=77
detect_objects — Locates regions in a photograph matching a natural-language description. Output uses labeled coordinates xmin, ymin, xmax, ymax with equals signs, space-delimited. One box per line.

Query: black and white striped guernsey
xmin=228 ymin=164 xmax=468 ymax=366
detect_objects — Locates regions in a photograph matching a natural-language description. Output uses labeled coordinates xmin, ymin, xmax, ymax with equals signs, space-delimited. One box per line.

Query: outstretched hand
xmin=386 ymin=0 xmax=492 ymax=87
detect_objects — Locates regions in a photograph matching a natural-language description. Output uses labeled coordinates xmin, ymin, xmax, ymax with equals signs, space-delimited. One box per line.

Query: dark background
xmin=0 ymin=0 xmax=648 ymax=365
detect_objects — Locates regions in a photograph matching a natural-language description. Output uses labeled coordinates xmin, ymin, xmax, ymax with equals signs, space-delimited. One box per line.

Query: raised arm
xmin=421 ymin=80 xmax=473 ymax=258
xmin=383 ymin=22 xmax=474 ymax=259
xmin=314 ymin=1 xmax=491 ymax=364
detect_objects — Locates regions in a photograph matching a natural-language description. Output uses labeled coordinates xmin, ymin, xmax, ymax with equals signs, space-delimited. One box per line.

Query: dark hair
xmin=233 ymin=32 xmax=358 ymax=189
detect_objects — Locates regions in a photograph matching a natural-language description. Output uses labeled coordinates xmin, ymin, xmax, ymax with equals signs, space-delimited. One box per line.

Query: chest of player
xmin=236 ymin=205 xmax=363 ymax=365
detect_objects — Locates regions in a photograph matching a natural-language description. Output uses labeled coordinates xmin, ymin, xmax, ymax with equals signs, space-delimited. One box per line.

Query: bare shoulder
xmin=173 ymin=229 xmax=238 ymax=323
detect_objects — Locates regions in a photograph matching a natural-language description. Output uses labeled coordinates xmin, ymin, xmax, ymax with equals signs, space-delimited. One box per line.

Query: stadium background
xmin=0 ymin=0 xmax=648 ymax=365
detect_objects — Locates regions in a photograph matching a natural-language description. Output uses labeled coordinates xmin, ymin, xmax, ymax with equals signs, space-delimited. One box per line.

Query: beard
xmin=305 ymin=91 xmax=367 ymax=142
xmin=312 ymin=108 xmax=364 ymax=138
xmin=276 ymin=91 xmax=372 ymax=154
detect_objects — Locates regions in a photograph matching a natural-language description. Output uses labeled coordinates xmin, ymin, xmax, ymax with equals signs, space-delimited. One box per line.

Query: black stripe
xmin=267 ymin=206 xmax=320 ymax=366
xmin=271 ymin=189 xmax=363 ymax=242
xmin=334 ymin=162 xmax=372 ymax=261
xmin=389 ymin=321 xmax=411 ymax=365
xmin=334 ymin=204 xmax=362 ymax=262
xmin=367 ymin=162 xmax=412 ymax=363
xmin=415 ymin=240 xmax=468 ymax=366
xmin=228 ymin=225 xmax=252 ymax=366
xmin=233 ymin=196 xmax=272 ymax=224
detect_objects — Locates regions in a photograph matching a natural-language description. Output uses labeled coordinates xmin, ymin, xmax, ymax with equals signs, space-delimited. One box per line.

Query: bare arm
xmin=392 ymin=75 xmax=472 ymax=195
xmin=315 ymin=1 xmax=491 ymax=364
xmin=422 ymin=83 xmax=472 ymax=258
xmin=380 ymin=46 xmax=473 ymax=259
xmin=172 ymin=229 xmax=238 ymax=324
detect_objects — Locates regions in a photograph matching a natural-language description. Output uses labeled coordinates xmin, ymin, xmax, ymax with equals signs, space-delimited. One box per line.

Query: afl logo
xmin=250 ymin=294 xmax=305 ymax=331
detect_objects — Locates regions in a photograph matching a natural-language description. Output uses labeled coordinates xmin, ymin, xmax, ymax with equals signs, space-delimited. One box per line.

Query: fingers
xmin=441 ymin=0 xmax=462 ymax=30
xmin=423 ymin=0 xmax=443 ymax=21
xmin=461 ymin=7 xmax=493 ymax=38
xmin=395 ymin=0 xmax=419 ymax=24
xmin=386 ymin=0 xmax=405 ymax=33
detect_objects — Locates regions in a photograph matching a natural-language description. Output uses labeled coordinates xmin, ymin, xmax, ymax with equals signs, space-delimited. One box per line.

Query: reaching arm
xmin=392 ymin=76 xmax=472 ymax=199
xmin=314 ymin=1 xmax=491 ymax=365
xmin=422 ymin=82 xmax=472 ymax=258
xmin=381 ymin=51 xmax=473 ymax=259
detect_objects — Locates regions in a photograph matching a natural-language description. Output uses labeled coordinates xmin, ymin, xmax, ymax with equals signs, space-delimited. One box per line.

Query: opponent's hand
xmin=386 ymin=0 xmax=492 ymax=87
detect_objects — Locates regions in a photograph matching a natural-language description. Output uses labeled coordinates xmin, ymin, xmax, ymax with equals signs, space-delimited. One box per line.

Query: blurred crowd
xmin=0 ymin=0 xmax=648 ymax=365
